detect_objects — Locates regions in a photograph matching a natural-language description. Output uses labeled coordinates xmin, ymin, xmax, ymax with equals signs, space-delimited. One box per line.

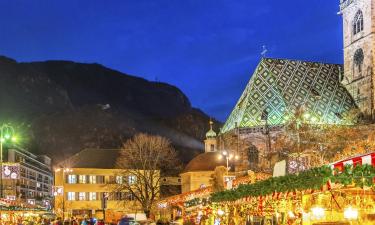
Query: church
xmin=181 ymin=0 xmax=375 ymax=193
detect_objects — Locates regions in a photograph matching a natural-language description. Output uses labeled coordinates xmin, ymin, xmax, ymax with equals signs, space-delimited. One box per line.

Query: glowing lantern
xmin=344 ymin=206 xmax=358 ymax=220
xmin=311 ymin=206 xmax=325 ymax=220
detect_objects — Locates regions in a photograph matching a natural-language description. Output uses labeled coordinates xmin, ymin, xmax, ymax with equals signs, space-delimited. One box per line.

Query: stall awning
xmin=330 ymin=152 xmax=375 ymax=170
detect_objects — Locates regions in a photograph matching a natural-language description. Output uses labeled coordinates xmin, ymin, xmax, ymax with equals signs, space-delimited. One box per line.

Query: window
xmin=353 ymin=10 xmax=364 ymax=35
xmin=78 ymin=175 xmax=86 ymax=184
xmin=78 ymin=192 xmax=86 ymax=201
xmin=89 ymin=175 xmax=96 ymax=184
xmin=89 ymin=192 xmax=97 ymax=201
xmin=210 ymin=144 xmax=215 ymax=152
xmin=112 ymin=192 xmax=123 ymax=201
xmin=116 ymin=176 xmax=123 ymax=184
xmin=67 ymin=175 xmax=77 ymax=184
xmin=128 ymin=175 xmax=137 ymax=185
xmin=248 ymin=145 xmax=259 ymax=165
xmin=354 ymin=48 xmax=364 ymax=75
xmin=97 ymin=176 xmax=105 ymax=184
xmin=67 ymin=192 xmax=75 ymax=201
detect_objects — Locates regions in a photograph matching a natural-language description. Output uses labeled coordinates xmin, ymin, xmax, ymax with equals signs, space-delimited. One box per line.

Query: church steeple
xmin=204 ymin=119 xmax=217 ymax=152
xmin=340 ymin=0 xmax=375 ymax=120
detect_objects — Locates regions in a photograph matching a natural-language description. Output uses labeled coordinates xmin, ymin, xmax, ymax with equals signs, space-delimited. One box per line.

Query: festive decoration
xmin=211 ymin=164 xmax=374 ymax=202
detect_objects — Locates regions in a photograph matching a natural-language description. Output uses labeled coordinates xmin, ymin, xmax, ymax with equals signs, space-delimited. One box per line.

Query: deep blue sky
xmin=0 ymin=0 xmax=343 ymax=121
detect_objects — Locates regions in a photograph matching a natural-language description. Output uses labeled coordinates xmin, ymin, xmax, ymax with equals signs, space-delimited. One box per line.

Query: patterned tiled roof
xmin=221 ymin=58 xmax=357 ymax=133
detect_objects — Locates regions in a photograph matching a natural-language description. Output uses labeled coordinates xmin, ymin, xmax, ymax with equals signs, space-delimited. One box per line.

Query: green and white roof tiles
xmin=221 ymin=58 xmax=357 ymax=133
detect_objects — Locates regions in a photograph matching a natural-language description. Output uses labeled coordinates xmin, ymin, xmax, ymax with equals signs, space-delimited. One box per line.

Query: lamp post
xmin=0 ymin=124 xmax=17 ymax=199
xmin=218 ymin=150 xmax=239 ymax=174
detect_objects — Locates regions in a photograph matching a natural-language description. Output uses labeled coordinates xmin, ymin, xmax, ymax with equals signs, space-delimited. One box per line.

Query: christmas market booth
xmin=157 ymin=172 xmax=271 ymax=223
xmin=161 ymin=153 xmax=375 ymax=225
xmin=0 ymin=198 xmax=52 ymax=224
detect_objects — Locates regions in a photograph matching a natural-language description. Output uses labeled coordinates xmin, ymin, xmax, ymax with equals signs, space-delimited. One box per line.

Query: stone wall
xmin=342 ymin=0 xmax=375 ymax=119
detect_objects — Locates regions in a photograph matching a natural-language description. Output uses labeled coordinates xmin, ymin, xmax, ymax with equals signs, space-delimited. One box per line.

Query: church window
xmin=353 ymin=10 xmax=364 ymax=35
xmin=248 ymin=145 xmax=259 ymax=165
xmin=354 ymin=48 xmax=364 ymax=75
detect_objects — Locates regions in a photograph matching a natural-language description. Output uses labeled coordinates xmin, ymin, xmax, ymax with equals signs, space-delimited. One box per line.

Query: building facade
xmin=2 ymin=148 xmax=53 ymax=207
xmin=54 ymin=149 xmax=155 ymax=221
xmin=340 ymin=0 xmax=375 ymax=120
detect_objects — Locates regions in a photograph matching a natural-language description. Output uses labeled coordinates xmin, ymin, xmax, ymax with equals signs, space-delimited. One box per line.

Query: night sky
xmin=0 ymin=0 xmax=343 ymax=121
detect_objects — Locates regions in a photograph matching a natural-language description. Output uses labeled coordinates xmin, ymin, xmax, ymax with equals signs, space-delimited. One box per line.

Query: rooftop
xmin=183 ymin=152 xmax=226 ymax=173
xmin=221 ymin=58 xmax=357 ymax=133
xmin=58 ymin=149 xmax=121 ymax=169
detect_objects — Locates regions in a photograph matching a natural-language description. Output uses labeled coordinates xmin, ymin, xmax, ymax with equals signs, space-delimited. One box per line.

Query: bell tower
xmin=204 ymin=120 xmax=217 ymax=152
xmin=340 ymin=0 xmax=375 ymax=120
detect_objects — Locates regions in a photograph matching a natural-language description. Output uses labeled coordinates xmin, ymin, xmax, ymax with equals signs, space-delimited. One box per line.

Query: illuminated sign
xmin=6 ymin=196 xmax=16 ymax=201
xmin=2 ymin=163 xmax=20 ymax=179
xmin=53 ymin=186 xmax=63 ymax=196
xmin=27 ymin=199 xmax=35 ymax=205
xmin=287 ymin=155 xmax=309 ymax=174
xmin=224 ymin=175 xmax=236 ymax=190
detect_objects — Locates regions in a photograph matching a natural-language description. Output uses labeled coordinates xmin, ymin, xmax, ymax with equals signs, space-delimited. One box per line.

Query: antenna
xmin=261 ymin=45 xmax=268 ymax=58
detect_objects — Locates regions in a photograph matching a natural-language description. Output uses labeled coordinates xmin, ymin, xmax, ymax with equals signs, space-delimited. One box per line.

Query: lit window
xmin=89 ymin=192 xmax=97 ymax=201
xmin=128 ymin=175 xmax=137 ymax=185
xmin=67 ymin=192 xmax=75 ymax=201
xmin=116 ymin=176 xmax=123 ymax=184
xmin=89 ymin=175 xmax=96 ymax=184
xmin=353 ymin=10 xmax=364 ymax=35
xmin=78 ymin=192 xmax=86 ymax=201
xmin=67 ymin=175 xmax=77 ymax=184
xmin=78 ymin=175 xmax=86 ymax=184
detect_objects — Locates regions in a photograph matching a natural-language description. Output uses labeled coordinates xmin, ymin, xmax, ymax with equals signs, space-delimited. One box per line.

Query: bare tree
xmin=112 ymin=133 xmax=180 ymax=218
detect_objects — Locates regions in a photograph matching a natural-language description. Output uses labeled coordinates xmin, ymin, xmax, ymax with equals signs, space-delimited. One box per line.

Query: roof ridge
xmin=261 ymin=57 xmax=342 ymax=66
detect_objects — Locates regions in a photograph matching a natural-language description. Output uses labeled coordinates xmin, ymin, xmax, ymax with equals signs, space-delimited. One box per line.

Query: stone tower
xmin=340 ymin=0 xmax=375 ymax=119
xmin=204 ymin=120 xmax=217 ymax=152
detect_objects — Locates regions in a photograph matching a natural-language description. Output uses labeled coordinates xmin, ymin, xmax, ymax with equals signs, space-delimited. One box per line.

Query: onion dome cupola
xmin=205 ymin=119 xmax=217 ymax=139
xmin=204 ymin=119 xmax=217 ymax=152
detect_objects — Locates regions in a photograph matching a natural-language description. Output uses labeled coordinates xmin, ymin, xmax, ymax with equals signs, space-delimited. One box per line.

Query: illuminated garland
xmin=211 ymin=165 xmax=375 ymax=203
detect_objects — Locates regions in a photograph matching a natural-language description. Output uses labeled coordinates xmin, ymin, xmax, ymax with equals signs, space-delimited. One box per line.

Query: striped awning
xmin=330 ymin=152 xmax=375 ymax=170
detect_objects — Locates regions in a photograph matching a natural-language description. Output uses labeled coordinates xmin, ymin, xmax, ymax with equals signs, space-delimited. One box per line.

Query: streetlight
xmin=0 ymin=124 xmax=17 ymax=199
xmin=218 ymin=150 xmax=239 ymax=174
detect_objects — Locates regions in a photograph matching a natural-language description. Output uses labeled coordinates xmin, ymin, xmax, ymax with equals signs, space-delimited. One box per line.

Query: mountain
xmin=0 ymin=56 xmax=219 ymax=164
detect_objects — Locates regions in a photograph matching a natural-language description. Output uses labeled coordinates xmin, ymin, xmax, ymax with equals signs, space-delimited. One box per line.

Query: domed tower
xmin=204 ymin=119 xmax=217 ymax=152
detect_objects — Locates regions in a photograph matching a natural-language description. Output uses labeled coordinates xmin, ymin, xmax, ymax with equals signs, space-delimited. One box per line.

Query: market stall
xmin=0 ymin=198 xmax=53 ymax=224
xmin=164 ymin=153 xmax=375 ymax=225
